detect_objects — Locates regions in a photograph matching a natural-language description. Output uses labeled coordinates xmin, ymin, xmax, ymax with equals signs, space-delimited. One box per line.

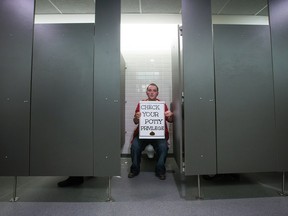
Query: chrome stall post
xmin=196 ymin=175 xmax=203 ymax=199
xmin=279 ymin=172 xmax=288 ymax=196
xmin=106 ymin=176 xmax=114 ymax=202
xmin=10 ymin=176 xmax=19 ymax=202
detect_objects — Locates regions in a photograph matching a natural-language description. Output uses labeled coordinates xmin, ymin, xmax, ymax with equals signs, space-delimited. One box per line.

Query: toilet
xmin=145 ymin=144 xmax=155 ymax=158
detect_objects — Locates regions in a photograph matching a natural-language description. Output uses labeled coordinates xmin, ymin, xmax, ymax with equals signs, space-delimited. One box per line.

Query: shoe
xmin=128 ymin=172 xmax=138 ymax=178
xmin=156 ymin=174 xmax=166 ymax=180
xmin=57 ymin=176 xmax=84 ymax=187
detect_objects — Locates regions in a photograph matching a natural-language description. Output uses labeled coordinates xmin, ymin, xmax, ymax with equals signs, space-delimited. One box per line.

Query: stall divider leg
xmin=10 ymin=176 xmax=19 ymax=202
xmin=106 ymin=176 xmax=114 ymax=202
xmin=279 ymin=172 xmax=288 ymax=196
xmin=196 ymin=175 xmax=203 ymax=200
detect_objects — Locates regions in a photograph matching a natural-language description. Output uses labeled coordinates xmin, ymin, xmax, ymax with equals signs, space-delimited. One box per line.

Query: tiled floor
xmin=0 ymin=157 xmax=288 ymax=216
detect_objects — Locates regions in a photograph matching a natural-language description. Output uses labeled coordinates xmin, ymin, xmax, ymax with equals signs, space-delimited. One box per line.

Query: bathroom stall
xmin=0 ymin=0 xmax=124 ymax=178
xmin=172 ymin=0 xmax=288 ymax=191
xmin=1 ymin=0 xmax=288 ymax=200
xmin=0 ymin=0 xmax=34 ymax=176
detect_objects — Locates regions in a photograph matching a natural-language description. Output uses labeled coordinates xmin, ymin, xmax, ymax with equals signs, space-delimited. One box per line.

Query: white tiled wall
xmin=121 ymin=24 xmax=176 ymax=154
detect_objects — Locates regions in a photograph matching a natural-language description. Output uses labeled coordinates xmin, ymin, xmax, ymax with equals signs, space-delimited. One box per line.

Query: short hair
xmin=146 ymin=83 xmax=159 ymax=91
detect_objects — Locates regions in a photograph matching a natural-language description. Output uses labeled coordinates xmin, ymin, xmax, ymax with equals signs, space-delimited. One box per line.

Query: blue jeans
xmin=130 ymin=136 xmax=168 ymax=175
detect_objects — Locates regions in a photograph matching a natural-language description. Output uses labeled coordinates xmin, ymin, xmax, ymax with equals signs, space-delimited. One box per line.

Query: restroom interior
xmin=1 ymin=0 xmax=288 ymax=203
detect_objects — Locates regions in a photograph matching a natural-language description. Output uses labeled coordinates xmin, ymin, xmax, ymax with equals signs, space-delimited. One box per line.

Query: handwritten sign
xmin=139 ymin=101 xmax=165 ymax=139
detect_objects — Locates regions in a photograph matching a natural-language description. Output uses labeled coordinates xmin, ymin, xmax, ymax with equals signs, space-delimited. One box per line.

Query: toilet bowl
xmin=145 ymin=144 xmax=155 ymax=158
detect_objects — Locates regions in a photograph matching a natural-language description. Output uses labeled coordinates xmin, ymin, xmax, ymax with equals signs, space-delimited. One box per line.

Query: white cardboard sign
xmin=139 ymin=101 xmax=165 ymax=139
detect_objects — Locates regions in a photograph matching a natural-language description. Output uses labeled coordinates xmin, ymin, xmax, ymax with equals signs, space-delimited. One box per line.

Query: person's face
xmin=146 ymin=85 xmax=159 ymax=101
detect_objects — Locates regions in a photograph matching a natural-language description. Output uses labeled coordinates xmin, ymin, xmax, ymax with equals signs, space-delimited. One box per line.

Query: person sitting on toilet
xmin=128 ymin=83 xmax=173 ymax=180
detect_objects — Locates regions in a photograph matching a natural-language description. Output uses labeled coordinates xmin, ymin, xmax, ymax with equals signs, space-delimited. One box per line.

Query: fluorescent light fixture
xmin=121 ymin=24 xmax=176 ymax=51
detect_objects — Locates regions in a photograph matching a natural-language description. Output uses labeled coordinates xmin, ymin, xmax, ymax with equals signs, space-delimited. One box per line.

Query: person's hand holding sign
xmin=133 ymin=111 xmax=141 ymax=124
xmin=165 ymin=110 xmax=173 ymax=123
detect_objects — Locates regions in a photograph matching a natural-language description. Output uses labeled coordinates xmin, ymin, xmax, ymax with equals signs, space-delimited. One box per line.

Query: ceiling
xmin=35 ymin=0 xmax=268 ymax=16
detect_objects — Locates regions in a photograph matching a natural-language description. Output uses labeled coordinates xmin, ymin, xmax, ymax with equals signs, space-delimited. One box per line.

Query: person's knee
xmin=131 ymin=138 xmax=142 ymax=152
xmin=158 ymin=141 xmax=168 ymax=151
xmin=154 ymin=143 xmax=168 ymax=156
